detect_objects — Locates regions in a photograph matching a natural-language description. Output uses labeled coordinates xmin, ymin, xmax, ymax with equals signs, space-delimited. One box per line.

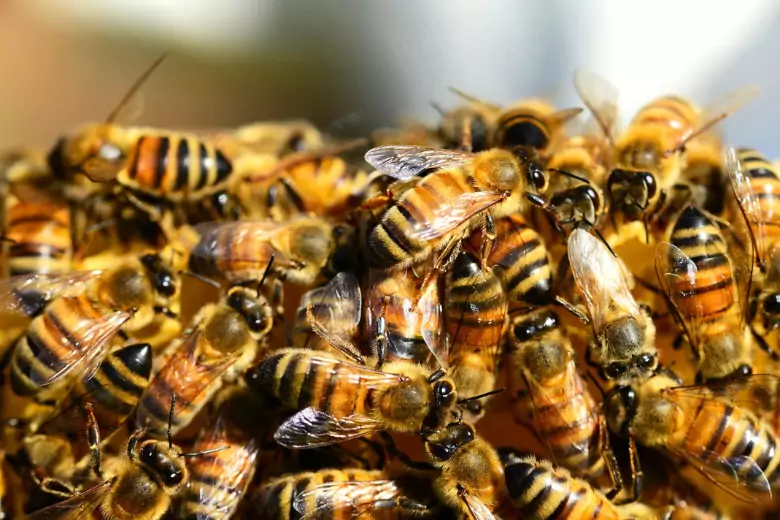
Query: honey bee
xmin=365 ymin=266 xmax=441 ymax=366
xmin=177 ymin=412 xmax=259 ymax=520
xmin=424 ymin=421 xmax=504 ymax=520
xmin=727 ymin=147 xmax=780 ymax=352
xmin=574 ymin=70 xmax=757 ymax=240
xmin=444 ymin=250 xmax=508 ymax=422
xmin=466 ymin=213 xmax=554 ymax=307
xmin=508 ymin=307 xmax=615 ymax=482
xmin=26 ymin=401 xmax=225 ymax=520
xmin=567 ymin=228 xmax=658 ymax=383
xmin=655 ymin=205 xmax=754 ymax=383
xmin=605 ymin=373 xmax=780 ymax=504
xmin=211 ymin=119 xmax=325 ymax=157
xmin=187 ymin=216 xmax=337 ymax=287
xmin=255 ymin=347 xmax=458 ymax=448
xmin=38 ymin=342 xmax=153 ymax=447
xmin=5 ymin=251 xmax=178 ymax=397
xmin=492 ymin=98 xmax=582 ymax=155
xmin=250 ymin=468 xmax=435 ymax=520
xmin=135 ymin=284 xmax=273 ymax=435
xmin=503 ymin=455 xmax=665 ymax=519
xmin=435 ymin=88 xmax=500 ymax=152
xmin=365 ymin=145 xmax=548 ymax=293
xmin=3 ymin=197 xmax=73 ymax=277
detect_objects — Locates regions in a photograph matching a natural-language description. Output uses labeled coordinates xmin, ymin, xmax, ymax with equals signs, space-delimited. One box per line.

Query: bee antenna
xmin=106 ymin=52 xmax=169 ymax=124
xmin=430 ymin=101 xmax=446 ymax=116
xmin=592 ymin=228 xmax=618 ymax=258
xmin=258 ymin=254 xmax=275 ymax=295
xmin=167 ymin=393 xmax=175 ymax=450
xmin=584 ymin=371 xmax=607 ymax=399
xmin=179 ymin=445 xmax=229 ymax=458
xmin=183 ymin=270 xmax=222 ymax=289
xmin=548 ymin=168 xmax=590 ymax=185
xmin=642 ymin=210 xmax=651 ymax=245
xmin=457 ymin=387 xmax=505 ymax=404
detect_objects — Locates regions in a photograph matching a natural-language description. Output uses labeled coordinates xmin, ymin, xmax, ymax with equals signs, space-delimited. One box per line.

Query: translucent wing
xmin=567 ymin=228 xmax=641 ymax=335
xmin=460 ymin=489 xmax=497 ymax=520
xmin=28 ymin=298 xmax=131 ymax=387
xmin=719 ymin=212 xmax=755 ymax=329
xmin=419 ymin=276 xmax=446 ymax=369
xmin=81 ymin=156 xmax=125 ymax=183
xmin=573 ymin=69 xmax=620 ymax=143
xmin=663 ymin=375 xmax=780 ymax=421
xmin=670 ymin=85 xmax=760 ymax=155
xmin=274 ymin=407 xmax=384 ymax=448
xmin=448 ymin=87 xmax=502 ymax=112
xmin=365 ymin=146 xmax=474 ymax=180
xmin=293 ymin=480 xmax=402 ymax=520
xmin=25 ymin=478 xmax=115 ymax=519
xmin=0 ymin=271 xmax=100 ymax=318
xmin=726 ymin=147 xmax=768 ymax=270
xmin=306 ymin=272 xmax=363 ymax=362
xmin=407 ymin=190 xmax=506 ymax=241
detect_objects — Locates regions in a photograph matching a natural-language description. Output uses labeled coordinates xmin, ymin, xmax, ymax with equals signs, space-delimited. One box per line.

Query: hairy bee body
xmin=509 ymin=308 xmax=605 ymax=479
xmin=4 ymin=199 xmax=73 ymax=277
xmin=492 ymin=99 xmax=581 ymax=153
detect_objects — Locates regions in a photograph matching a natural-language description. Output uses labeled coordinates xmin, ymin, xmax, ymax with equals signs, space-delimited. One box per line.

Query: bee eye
xmin=161 ymin=468 xmax=184 ymax=487
xmin=603 ymin=363 xmax=626 ymax=379
xmin=155 ymin=274 xmax=175 ymax=297
xmin=637 ymin=354 xmax=656 ymax=370
xmin=436 ymin=381 xmax=454 ymax=400
xmin=529 ymin=166 xmax=547 ymax=190
xmin=763 ymin=294 xmax=780 ymax=315
xmin=640 ymin=171 xmax=657 ymax=198
xmin=735 ymin=364 xmax=753 ymax=378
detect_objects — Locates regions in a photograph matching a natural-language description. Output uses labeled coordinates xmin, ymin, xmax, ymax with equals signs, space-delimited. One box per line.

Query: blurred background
xmin=1 ymin=0 xmax=779 ymax=153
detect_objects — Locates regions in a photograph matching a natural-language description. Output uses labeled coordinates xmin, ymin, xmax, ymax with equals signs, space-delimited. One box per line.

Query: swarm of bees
xmin=3 ymin=55 xmax=780 ymax=520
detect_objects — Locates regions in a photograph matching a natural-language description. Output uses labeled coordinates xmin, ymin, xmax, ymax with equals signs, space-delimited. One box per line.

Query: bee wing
xmin=669 ymin=85 xmax=760 ymax=156
xmin=306 ymin=272 xmax=363 ymax=362
xmin=364 ymin=146 xmax=474 ymax=180
xmin=293 ymin=480 xmax=402 ymax=520
xmin=274 ymin=407 xmax=385 ymax=449
xmin=664 ymin=375 xmax=780 ymax=421
xmin=25 ymin=478 xmax=115 ymax=519
xmin=448 ymin=87 xmax=502 ymax=112
xmin=191 ymin=221 xmax=299 ymax=269
xmin=718 ymin=213 xmax=755 ymax=330
xmin=0 ymin=271 xmax=100 ymax=318
xmin=418 ymin=278 xmax=446 ymax=368
xmin=409 ymin=191 xmax=506 ymax=242
xmin=573 ymin=69 xmax=620 ymax=143
xmin=459 ymin=489 xmax=497 ymax=520
xmin=29 ymin=302 xmax=131 ymax=387
xmin=568 ymin=228 xmax=641 ymax=335
xmin=726 ymin=147 xmax=768 ymax=269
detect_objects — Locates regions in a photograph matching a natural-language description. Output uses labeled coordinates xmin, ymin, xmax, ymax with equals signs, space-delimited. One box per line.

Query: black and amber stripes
xmin=492 ymin=100 xmax=581 ymax=152
xmin=257 ymin=349 xmax=375 ymax=417
xmin=369 ymin=169 xmax=474 ymax=269
xmin=504 ymin=457 xmax=626 ymax=519
xmin=667 ymin=205 xmax=736 ymax=322
xmin=733 ymin=147 xmax=780 ymax=249
xmin=253 ymin=469 xmax=392 ymax=520
xmin=10 ymin=293 xmax=111 ymax=396
xmin=4 ymin=199 xmax=72 ymax=277
xmin=180 ymin=420 xmax=259 ymax=520
xmin=470 ymin=214 xmax=553 ymax=306
xmin=121 ymin=134 xmax=232 ymax=201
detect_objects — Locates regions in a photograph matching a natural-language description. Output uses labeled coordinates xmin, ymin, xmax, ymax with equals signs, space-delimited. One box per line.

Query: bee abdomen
xmin=5 ymin=200 xmax=72 ymax=277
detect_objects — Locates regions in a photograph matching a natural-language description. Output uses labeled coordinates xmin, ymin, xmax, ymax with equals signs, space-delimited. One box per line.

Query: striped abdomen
xmin=370 ymin=169 xmax=474 ymax=269
xmin=668 ymin=205 xmax=736 ymax=322
xmin=180 ymin=429 xmax=258 ymax=520
xmin=120 ymin=134 xmax=232 ymax=202
xmin=473 ymin=214 xmax=553 ymax=306
xmin=188 ymin=223 xmax=276 ymax=282
xmin=526 ymin=358 xmax=603 ymax=479
xmin=677 ymin=397 xmax=780 ymax=491
xmin=631 ymin=95 xmax=698 ymax=133
xmin=5 ymin=200 xmax=72 ymax=277
xmin=257 ymin=350 xmax=375 ymax=417
xmin=445 ymin=251 xmax=507 ymax=373
xmin=286 ymin=157 xmax=363 ymax=216
xmin=493 ymin=103 xmax=554 ymax=151
xmin=504 ymin=459 xmax=622 ymax=519
xmin=10 ymin=293 xmax=106 ymax=396
xmin=253 ymin=469 xmax=387 ymax=520
xmin=735 ymin=148 xmax=780 ymax=248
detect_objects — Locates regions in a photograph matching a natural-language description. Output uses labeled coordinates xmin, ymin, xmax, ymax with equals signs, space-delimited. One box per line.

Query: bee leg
xmin=83 ymin=403 xmax=103 ymax=480
xmin=622 ymin=432 xmax=644 ymax=504
xmin=672 ymin=332 xmax=686 ymax=351
xmin=479 ymin=213 xmax=496 ymax=270
xmin=380 ymin=432 xmax=435 ymax=472
xmin=554 ymin=296 xmax=590 ymax=324
xmin=412 ymin=236 xmax=462 ymax=310
xmin=751 ymin=325 xmax=779 ymax=361
xmin=600 ymin=415 xmax=625 ymax=501
xmin=38 ymin=477 xmax=76 ymax=499
xmin=356 ymin=437 xmax=388 ymax=470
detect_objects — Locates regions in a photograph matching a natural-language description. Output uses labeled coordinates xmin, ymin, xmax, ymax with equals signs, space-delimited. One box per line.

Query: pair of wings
xmin=305 ymin=271 xmax=448 ymax=369
xmin=574 ymin=70 xmax=759 ymax=155
xmin=567 ymin=228 xmax=645 ymax=335
xmin=0 ymin=271 xmax=131 ymax=388
xmin=365 ymin=145 xmax=508 ymax=242
xmin=654 ymin=213 xmax=753 ymax=352
xmin=659 ymin=376 xmax=780 ymax=503
xmin=26 ymin=478 xmax=117 ymax=519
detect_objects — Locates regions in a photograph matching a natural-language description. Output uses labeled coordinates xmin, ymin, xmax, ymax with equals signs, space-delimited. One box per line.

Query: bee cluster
xmin=1 ymin=58 xmax=778 ymax=520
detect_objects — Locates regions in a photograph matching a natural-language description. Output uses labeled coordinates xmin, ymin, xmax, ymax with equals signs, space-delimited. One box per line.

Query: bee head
xmin=226 ymin=287 xmax=273 ymax=334
xmin=607 ymin=169 xmax=657 ymax=217
xmin=132 ymin=439 xmax=187 ymax=493
xmin=425 ymin=422 xmax=476 ymax=462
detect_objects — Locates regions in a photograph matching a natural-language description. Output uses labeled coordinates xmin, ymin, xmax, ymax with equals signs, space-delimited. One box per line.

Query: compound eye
xmin=604 ymin=363 xmax=626 ymax=379
xmin=156 ymin=273 xmax=176 ymax=297
xmin=763 ymin=294 xmax=780 ymax=315
xmin=637 ymin=353 xmax=656 ymax=370
xmin=436 ymin=380 xmax=454 ymax=400
xmin=161 ymin=468 xmax=184 ymax=487
xmin=529 ymin=166 xmax=547 ymax=190
xmin=641 ymin=171 xmax=657 ymax=199
xmin=735 ymin=364 xmax=753 ymax=378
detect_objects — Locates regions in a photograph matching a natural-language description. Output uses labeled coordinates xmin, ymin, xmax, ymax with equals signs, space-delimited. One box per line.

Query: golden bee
xmin=135 ymin=284 xmax=273 ymax=435
xmin=508 ymin=307 xmax=615 ymax=482
xmin=655 ymin=205 xmax=754 ymax=383
xmin=251 ymin=468 xmax=435 ymax=520
xmin=435 ymin=88 xmax=500 ymax=152
xmin=567 ymin=228 xmax=658 ymax=383
xmin=491 ymin=97 xmax=582 ymax=155
xmin=444 ymin=250 xmax=508 ymax=422
xmin=364 ymin=145 xmax=548 ymax=294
